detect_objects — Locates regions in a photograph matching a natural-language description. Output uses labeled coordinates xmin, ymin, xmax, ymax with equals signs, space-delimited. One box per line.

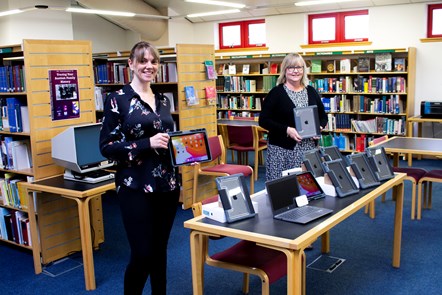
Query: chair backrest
xmin=208 ymin=135 xmax=227 ymax=164
xmin=226 ymin=125 xmax=254 ymax=147
xmin=369 ymin=135 xmax=389 ymax=146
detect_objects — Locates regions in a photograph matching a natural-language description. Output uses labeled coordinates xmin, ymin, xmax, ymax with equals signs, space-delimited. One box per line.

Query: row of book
xmin=0 ymin=207 xmax=31 ymax=246
xmin=217 ymin=94 xmax=262 ymax=110
xmin=325 ymin=113 xmax=405 ymax=135
xmin=0 ymin=65 xmax=25 ymax=93
xmin=0 ymin=136 xmax=32 ymax=171
xmin=310 ymin=75 xmax=407 ymax=94
xmin=217 ymin=110 xmax=260 ymax=120
xmin=218 ymin=76 xmax=258 ymax=93
xmin=322 ymin=94 xmax=404 ymax=114
xmin=319 ymin=133 xmax=376 ymax=152
xmin=218 ymin=62 xmax=279 ymax=75
xmin=0 ymin=174 xmax=29 ymax=209
xmin=0 ymin=97 xmax=30 ymax=133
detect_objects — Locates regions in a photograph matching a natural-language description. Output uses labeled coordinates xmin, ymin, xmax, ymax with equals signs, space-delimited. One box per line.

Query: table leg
xmin=392 ymin=153 xmax=399 ymax=167
xmin=321 ymin=231 xmax=330 ymax=254
xmin=285 ymin=249 xmax=303 ymax=295
xmin=72 ymin=196 xmax=96 ymax=290
xmin=392 ymin=180 xmax=404 ymax=268
xmin=189 ymin=231 xmax=204 ymax=295
xmin=27 ymin=189 xmax=42 ymax=274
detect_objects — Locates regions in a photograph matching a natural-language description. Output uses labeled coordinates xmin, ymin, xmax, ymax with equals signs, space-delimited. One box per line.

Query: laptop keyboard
xmin=278 ymin=206 xmax=318 ymax=220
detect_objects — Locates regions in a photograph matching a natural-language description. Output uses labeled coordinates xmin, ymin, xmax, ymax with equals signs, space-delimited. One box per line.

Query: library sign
xmin=48 ymin=69 xmax=80 ymax=121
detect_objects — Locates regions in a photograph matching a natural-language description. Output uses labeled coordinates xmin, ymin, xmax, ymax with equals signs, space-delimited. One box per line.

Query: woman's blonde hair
xmin=276 ymin=53 xmax=309 ymax=87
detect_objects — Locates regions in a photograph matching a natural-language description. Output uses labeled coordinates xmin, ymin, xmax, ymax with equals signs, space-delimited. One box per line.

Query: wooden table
xmin=372 ymin=136 xmax=442 ymax=220
xmin=407 ymin=116 xmax=442 ymax=165
xmin=22 ymin=175 xmax=115 ymax=291
xmin=184 ymin=173 xmax=405 ymax=295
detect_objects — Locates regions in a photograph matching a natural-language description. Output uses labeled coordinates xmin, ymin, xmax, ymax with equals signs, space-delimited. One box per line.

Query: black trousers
xmin=117 ymin=186 xmax=180 ymax=295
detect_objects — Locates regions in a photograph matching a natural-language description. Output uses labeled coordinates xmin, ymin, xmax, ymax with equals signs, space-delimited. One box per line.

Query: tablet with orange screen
xmin=168 ymin=128 xmax=212 ymax=167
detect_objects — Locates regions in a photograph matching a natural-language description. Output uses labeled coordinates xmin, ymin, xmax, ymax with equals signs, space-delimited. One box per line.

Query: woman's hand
xmin=287 ymin=127 xmax=302 ymax=142
xmin=150 ymin=132 xmax=170 ymax=149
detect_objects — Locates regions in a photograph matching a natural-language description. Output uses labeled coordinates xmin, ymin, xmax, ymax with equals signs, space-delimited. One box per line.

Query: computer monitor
xmin=51 ymin=123 xmax=115 ymax=183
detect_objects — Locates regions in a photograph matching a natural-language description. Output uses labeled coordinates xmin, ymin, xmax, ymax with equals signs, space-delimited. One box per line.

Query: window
xmin=427 ymin=4 xmax=442 ymax=38
xmin=308 ymin=10 xmax=368 ymax=44
xmin=219 ymin=20 xmax=266 ymax=49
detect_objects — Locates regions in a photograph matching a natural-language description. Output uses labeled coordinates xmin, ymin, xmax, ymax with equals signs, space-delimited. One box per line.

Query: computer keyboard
xmin=278 ymin=206 xmax=318 ymax=220
xmin=83 ymin=169 xmax=113 ymax=179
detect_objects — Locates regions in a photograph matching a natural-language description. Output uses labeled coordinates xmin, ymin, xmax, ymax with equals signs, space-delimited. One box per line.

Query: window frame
xmin=427 ymin=4 xmax=442 ymax=38
xmin=308 ymin=10 xmax=369 ymax=45
xmin=219 ymin=19 xmax=266 ymax=49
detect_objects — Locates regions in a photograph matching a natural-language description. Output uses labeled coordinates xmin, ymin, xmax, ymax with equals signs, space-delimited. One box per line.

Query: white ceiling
xmin=142 ymin=0 xmax=436 ymax=23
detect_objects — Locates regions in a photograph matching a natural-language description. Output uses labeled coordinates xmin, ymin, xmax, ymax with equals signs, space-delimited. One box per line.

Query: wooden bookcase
xmin=215 ymin=48 xmax=416 ymax=153
xmin=93 ymin=44 xmax=217 ymax=209
xmin=0 ymin=39 xmax=103 ymax=265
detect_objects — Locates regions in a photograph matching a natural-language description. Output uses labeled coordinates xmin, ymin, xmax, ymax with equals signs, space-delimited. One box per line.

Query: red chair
xmin=225 ymin=125 xmax=268 ymax=181
xmin=192 ymin=135 xmax=254 ymax=204
xmin=365 ymin=135 xmax=427 ymax=219
xmin=416 ymin=169 xmax=442 ymax=219
xmin=191 ymin=196 xmax=287 ymax=295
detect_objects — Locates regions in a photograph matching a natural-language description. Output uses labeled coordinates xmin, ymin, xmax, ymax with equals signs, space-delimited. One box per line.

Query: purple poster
xmin=49 ymin=69 xmax=80 ymax=121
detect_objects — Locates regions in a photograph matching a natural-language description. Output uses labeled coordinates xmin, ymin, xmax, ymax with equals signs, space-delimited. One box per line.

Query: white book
xmin=228 ymin=64 xmax=236 ymax=75
xmin=11 ymin=139 xmax=32 ymax=170
xmin=20 ymin=106 xmax=30 ymax=133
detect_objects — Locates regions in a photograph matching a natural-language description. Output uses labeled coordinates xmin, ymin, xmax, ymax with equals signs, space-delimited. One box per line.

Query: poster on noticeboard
xmin=49 ymin=69 xmax=80 ymax=121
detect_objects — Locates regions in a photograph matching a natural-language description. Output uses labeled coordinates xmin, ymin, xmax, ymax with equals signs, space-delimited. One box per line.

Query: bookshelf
xmin=215 ymin=48 xmax=416 ymax=153
xmin=215 ymin=53 xmax=285 ymax=120
xmin=0 ymin=40 xmax=104 ymax=266
xmin=93 ymin=44 xmax=217 ymax=209
xmin=304 ymin=48 xmax=416 ymax=152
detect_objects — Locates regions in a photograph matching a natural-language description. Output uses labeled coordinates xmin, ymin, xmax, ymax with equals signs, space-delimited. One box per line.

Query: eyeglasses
xmin=286 ymin=66 xmax=304 ymax=72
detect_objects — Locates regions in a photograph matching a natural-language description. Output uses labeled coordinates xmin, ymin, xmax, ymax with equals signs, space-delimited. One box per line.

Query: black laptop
xmin=265 ymin=174 xmax=333 ymax=224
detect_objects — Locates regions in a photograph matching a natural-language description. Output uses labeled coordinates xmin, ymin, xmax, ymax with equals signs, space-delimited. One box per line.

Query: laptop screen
xmin=265 ymin=174 xmax=300 ymax=212
xmin=296 ymin=171 xmax=324 ymax=199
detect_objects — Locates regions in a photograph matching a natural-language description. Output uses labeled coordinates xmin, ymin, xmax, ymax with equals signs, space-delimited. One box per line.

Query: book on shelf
xmin=6 ymin=97 xmax=23 ymax=132
xmin=242 ymin=64 xmax=250 ymax=74
xmin=340 ymin=58 xmax=351 ymax=73
xmin=204 ymin=60 xmax=216 ymax=80
xmin=166 ymin=62 xmax=178 ymax=82
xmin=228 ymin=64 xmax=236 ymax=75
xmin=357 ymin=57 xmax=370 ymax=72
xmin=270 ymin=63 xmax=279 ymax=74
xmin=184 ymin=85 xmax=199 ymax=106
xmin=394 ymin=58 xmax=406 ymax=72
xmin=325 ymin=60 xmax=336 ymax=73
xmin=310 ymin=60 xmax=322 ymax=73
xmin=217 ymin=63 xmax=226 ymax=75
xmin=375 ymin=53 xmax=392 ymax=72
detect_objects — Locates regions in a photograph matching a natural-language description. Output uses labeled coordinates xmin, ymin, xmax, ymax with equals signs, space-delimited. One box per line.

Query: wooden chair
xmin=416 ymin=169 xmax=442 ymax=219
xmin=365 ymin=135 xmax=427 ymax=219
xmin=192 ymin=135 xmax=254 ymax=204
xmin=191 ymin=197 xmax=287 ymax=295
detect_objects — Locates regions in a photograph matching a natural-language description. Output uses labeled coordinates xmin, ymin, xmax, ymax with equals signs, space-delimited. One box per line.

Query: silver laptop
xmin=265 ymin=174 xmax=333 ymax=224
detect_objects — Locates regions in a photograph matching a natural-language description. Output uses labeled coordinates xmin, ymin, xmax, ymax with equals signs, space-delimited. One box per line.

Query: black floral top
xmin=99 ymin=84 xmax=179 ymax=193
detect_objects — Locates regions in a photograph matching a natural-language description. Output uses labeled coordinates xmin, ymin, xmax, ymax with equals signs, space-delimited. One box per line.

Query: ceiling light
xmin=187 ymin=9 xmax=241 ymax=18
xmin=295 ymin=0 xmax=355 ymax=6
xmin=0 ymin=9 xmax=25 ymax=17
xmin=185 ymin=0 xmax=245 ymax=9
xmin=66 ymin=7 xmax=135 ymax=17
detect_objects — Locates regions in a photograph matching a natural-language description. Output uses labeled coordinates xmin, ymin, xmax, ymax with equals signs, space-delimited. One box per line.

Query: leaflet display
xmin=168 ymin=128 xmax=211 ymax=167
xmin=293 ymin=105 xmax=321 ymax=139
xmin=216 ymin=174 xmax=256 ymax=223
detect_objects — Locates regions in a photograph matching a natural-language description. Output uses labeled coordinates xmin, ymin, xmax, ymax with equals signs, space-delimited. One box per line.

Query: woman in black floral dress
xmin=259 ymin=53 xmax=328 ymax=181
xmin=100 ymin=41 xmax=179 ymax=295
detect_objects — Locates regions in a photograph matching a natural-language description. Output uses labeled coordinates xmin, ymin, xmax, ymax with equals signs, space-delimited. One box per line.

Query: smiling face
xmin=128 ymin=42 xmax=160 ymax=84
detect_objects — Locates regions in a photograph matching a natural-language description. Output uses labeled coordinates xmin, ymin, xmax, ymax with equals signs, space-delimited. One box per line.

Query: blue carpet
xmin=1 ymin=158 xmax=442 ymax=294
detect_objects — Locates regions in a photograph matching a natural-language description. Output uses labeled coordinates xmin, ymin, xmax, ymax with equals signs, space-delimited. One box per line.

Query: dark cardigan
xmin=259 ymin=84 xmax=328 ymax=150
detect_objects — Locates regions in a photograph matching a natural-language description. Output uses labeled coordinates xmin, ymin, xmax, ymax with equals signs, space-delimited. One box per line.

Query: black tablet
xmin=168 ymin=128 xmax=212 ymax=167
xmin=293 ymin=105 xmax=321 ymax=139
xmin=323 ymin=159 xmax=359 ymax=197
xmin=216 ymin=174 xmax=256 ymax=223
xmin=302 ymin=148 xmax=325 ymax=177
xmin=346 ymin=153 xmax=380 ymax=189
xmin=321 ymin=145 xmax=347 ymax=165
xmin=365 ymin=146 xmax=395 ymax=181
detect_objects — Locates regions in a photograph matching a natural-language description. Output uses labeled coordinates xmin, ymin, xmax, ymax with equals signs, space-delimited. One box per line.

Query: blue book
xmin=6 ymin=97 xmax=21 ymax=132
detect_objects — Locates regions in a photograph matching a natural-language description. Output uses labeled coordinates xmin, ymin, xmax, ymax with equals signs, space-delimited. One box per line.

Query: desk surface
xmin=21 ymin=175 xmax=115 ymax=198
xmin=373 ymin=136 xmax=442 ymax=156
xmin=185 ymin=173 xmax=405 ymax=250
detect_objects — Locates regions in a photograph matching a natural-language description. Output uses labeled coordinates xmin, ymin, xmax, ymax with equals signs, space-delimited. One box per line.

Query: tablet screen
xmin=168 ymin=129 xmax=211 ymax=166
